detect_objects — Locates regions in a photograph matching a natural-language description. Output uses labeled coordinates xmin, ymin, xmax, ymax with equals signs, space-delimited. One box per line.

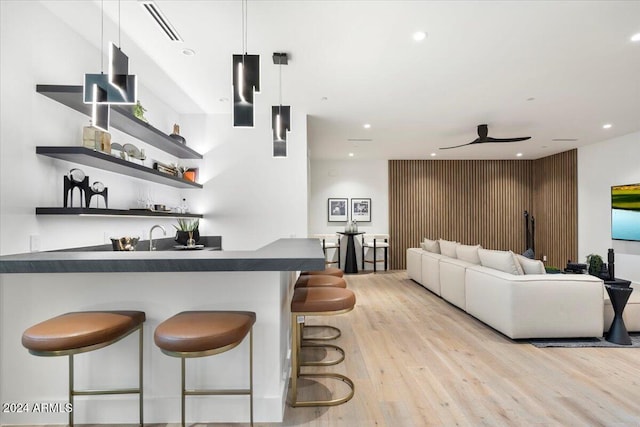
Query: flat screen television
xmin=611 ymin=183 xmax=640 ymax=241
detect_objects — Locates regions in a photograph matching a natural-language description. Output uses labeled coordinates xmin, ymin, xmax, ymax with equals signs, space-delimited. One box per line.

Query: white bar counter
xmin=0 ymin=238 xmax=324 ymax=425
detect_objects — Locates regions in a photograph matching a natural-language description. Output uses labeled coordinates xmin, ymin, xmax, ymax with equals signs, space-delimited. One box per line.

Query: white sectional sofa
xmin=406 ymin=239 xmax=638 ymax=339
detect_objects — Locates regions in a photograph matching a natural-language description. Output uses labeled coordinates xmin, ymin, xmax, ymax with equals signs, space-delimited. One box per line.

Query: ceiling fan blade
xmin=485 ymin=136 xmax=531 ymax=143
xmin=439 ymin=142 xmax=474 ymax=150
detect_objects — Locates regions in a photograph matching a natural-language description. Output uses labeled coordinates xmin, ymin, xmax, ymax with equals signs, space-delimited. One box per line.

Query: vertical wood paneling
xmin=532 ymin=149 xmax=578 ymax=269
xmin=389 ymin=154 xmax=577 ymax=271
xmin=389 ymin=160 xmax=532 ymax=270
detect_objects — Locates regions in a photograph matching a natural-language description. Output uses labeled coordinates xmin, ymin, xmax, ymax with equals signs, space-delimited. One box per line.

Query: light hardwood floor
xmin=33 ymin=271 xmax=640 ymax=426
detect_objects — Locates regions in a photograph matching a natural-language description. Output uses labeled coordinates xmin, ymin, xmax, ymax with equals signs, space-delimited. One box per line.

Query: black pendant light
xmin=232 ymin=0 xmax=260 ymax=127
xmin=271 ymin=52 xmax=290 ymax=158
xmin=83 ymin=0 xmax=137 ymax=132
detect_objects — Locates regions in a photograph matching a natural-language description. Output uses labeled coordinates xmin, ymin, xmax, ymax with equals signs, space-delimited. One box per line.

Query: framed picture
xmin=328 ymin=198 xmax=348 ymax=222
xmin=351 ymin=198 xmax=371 ymax=222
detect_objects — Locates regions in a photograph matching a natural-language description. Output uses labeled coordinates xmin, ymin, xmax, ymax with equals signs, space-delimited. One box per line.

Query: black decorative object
xmin=63 ymin=171 xmax=108 ymax=209
xmin=608 ymin=248 xmax=615 ymax=281
xmin=523 ymin=210 xmax=535 ymax=257
xmin=232 ymin=54 xmax=260 ymax=127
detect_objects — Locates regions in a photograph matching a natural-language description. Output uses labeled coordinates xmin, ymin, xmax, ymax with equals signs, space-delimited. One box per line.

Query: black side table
xmin=604 ymin=284 xmax=633 ymax=345
xmin=337 ymin=232 xmax=364 ymax=274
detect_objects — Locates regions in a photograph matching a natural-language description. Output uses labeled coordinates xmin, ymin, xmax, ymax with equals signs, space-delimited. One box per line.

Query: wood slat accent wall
xmin=389 ymin=152 xmax=577 ymax=270
xmin=389 ymin=160 xmax=532 ymax=269
xmin=532 ymin=149 xmax=578 ymax=269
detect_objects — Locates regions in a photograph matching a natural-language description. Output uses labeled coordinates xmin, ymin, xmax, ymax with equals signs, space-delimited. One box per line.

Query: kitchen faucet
xmin=149 ymin=224 xmax=167 ymax=251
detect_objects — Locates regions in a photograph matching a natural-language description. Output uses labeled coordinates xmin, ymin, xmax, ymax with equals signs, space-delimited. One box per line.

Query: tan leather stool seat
xmin=155 ymin=311 xmax=256 ymax=354
xmin=292 ymin=288 xmax=355 ymax=313
xmin=295 ymin=275 xmax=347 ymax=289
xmin=22 ymin=311 xmax=146 ymax=353
xmin=300 ymin=267 xmax=344 ymax=278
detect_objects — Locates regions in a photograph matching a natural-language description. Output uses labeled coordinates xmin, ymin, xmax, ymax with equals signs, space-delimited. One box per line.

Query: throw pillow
xmin=456 ymin=244 xmax=482 ymax=265
xmin=438 ymin=239 xmax=459 ymax=258
xmin=522 ymin=248 xmax=535 ymax=259
xmin=516 ymin=254 xmax=546 ymax=274
xmin=478 ymin=249 xmax=523 ymax=275
xmin=422 ymin=238 xmax=440 ymax=254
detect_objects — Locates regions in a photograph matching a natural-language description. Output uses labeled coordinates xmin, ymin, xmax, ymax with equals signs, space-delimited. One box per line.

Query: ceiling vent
xmin=551 ymin=138 xmax=578 ymax=142
xmin=140 ymin=1 xmax=183 ymax=42
xmin=347 ymin=138 xmax=373 ymax=142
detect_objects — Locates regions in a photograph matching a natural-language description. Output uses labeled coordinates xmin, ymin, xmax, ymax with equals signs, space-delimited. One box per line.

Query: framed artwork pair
xmin=327 ymin=198 xmax=371 ymax=222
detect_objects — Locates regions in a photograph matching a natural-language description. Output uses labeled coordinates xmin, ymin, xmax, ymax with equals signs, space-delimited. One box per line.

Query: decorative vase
xmin=175 ymin=230 xmax=200 ymax=245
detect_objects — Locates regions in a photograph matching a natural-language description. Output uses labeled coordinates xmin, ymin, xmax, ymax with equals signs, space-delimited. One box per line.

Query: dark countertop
xmin=0 ymin=238 xmax=325 ymax=273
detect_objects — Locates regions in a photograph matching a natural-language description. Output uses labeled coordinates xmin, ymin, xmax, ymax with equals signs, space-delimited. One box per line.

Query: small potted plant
xmin=586 ymin=253 xmax=604 ymax=277
xmin=174 ymin=218 xmax=199 ymax=246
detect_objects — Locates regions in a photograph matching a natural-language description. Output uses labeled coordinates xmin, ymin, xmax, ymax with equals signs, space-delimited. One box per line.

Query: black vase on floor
xmin=175 ymin=230 xmax=200 ymax=245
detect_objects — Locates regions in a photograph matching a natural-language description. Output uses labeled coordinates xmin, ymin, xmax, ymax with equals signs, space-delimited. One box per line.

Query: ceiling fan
xmin=439 ymin=124 xmax=531 ymax=150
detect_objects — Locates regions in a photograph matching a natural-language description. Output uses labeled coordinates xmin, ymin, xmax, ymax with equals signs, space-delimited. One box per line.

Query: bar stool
xmin=300 ymin=267 xmax=344 ymax=278
xmin=21 ymin=311 xmax=145 ymax=427
xmin=312 ymin=233 xmax=341 ymax=268
xmin=362 ymin=234 xmax=390 ymax=272
xmin=154 ymin=311 xmax=256 ymax=427
xmin=290 ymin=287 xmax=356 ymax=407
xmin=295 ymin=274 xmax=347 ymax=341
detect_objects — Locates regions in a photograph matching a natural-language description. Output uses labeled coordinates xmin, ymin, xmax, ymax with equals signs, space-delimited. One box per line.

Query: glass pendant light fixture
xmin=271 ymin=52 xmax=290 ymax=158
xmin=232 ymin=0 xmax=260 ymax=127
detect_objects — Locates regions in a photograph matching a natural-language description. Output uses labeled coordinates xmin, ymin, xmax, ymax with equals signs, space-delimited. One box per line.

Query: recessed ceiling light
xmin=321 ymin=96 xmax=328 ymax=101
xmin=430 ymin=152 xmax=436 ymax=157
xmin=527 ymin=97 xmax=535 ymax=101
xmin=516 ymin=152 xmax=523 ymax=157
xmin=413 ymin=31 xmax=427 ymax=42
xmin=348 ymin=153 xmax=354 ymax=157
xmin=603 ymin=123 xmax=612 ymax=129
xmin=219 ymin=97 xmax=229 ymax=102
xmin=631 ymin=33 xmax=640 ymax=42
xmin=363 ymin=123 xmax=371 ymax=129
xmin=182 ymin=48 xmax=196 ymax=56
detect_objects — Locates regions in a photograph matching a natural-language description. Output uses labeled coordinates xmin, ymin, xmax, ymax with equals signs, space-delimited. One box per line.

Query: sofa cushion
xmin=421 ymin=238 xmax=440 ymax=254
xmin=456 ymin=244 xmax=481 ymax=265
xmin=478 ymin=249 xmax=523 ymax=275
xmin=438 ymin=239 xmax=459 ymax=258
xmin=516 ymin=254 xmax=546 ymax=275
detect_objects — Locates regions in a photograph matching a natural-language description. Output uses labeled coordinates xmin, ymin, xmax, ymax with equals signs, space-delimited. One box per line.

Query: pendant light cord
xmin=241 ymin=0 xmax=247 ymax=60
xmin=279 ymin=62 xmax=282 ymax=112
xmin=118 ymin=0 xmax=121 ymax=48
xmin=100 ymin=0 xmax=104 ymax=72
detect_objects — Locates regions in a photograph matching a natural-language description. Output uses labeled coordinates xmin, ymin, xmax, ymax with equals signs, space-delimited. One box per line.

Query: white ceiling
xmin=41 ymin=0 xmax=640 ymax=160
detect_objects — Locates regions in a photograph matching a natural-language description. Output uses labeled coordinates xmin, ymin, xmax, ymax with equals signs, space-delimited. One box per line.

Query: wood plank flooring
xmin=29 ymin=271 xmax=640 ymax=426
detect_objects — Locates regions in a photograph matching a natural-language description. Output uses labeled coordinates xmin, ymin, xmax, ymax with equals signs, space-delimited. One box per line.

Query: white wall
xmin=578 ymin=131 xmax=640 ymax=284
xmin=0 ymin=1 xmax=308 ymax=254
xmin=309 ymin=159 xmax=388 ymax=269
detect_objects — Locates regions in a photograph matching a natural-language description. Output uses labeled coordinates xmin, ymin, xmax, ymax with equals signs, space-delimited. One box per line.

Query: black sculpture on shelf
xmin=608 ymin=248 xmax=615 ymax=281
xmin=63 ymin=170 xmax=108 ymax=209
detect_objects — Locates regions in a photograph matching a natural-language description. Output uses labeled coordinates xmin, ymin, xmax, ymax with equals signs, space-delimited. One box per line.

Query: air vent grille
xmin=347 ymin=138 xmax=373 ymax=142
xmin=140 ymin=1 xmax=183 ymax=42
xmin=551 ymin=138 xmax=578 ymax=142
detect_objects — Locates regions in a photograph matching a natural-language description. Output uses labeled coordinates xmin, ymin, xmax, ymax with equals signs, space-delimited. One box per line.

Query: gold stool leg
xmin=139 ymin=325 xmax=144 ymax=426
xmin=69 ymin=354 xmax=74 ymax=427
xmin=181 ymin=357 xmax=186 ymax=427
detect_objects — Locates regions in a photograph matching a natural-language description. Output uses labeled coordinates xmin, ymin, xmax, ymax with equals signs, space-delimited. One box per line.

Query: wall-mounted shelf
xmin=36 ymin=207 xmax=203 ymax=218
xmin=36 ymin=85 xmax=203 ymax=159
xmin=36 ymin=146 xmax=203 ymax=189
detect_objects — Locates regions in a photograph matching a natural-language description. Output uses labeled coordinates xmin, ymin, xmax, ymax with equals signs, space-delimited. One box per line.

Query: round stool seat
xmin=154 ymin=311 xmax=256 ymax=354
xmin=22 ymin=311 xmax=146 ymax=353
xmin=295 ymin=275 xmax=347 ymax=289
xmin=300 ymin=267 xmax=344 ymax=278
xmin=292 ymin=288 xmax=356 ymax=313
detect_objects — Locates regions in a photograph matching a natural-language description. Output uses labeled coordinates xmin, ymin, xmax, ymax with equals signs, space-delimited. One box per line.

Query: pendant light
xmin=232 ymin=0 xmax=260 ymax=127
xmin=83 ymin=0 xmax=137 ymax=131
xmin=271 ymin=52 xmax=290 ymax=158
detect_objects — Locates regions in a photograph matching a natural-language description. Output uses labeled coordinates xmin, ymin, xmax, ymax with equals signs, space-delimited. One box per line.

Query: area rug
xmin=528 ymin=334 xmax=640 ymax=348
